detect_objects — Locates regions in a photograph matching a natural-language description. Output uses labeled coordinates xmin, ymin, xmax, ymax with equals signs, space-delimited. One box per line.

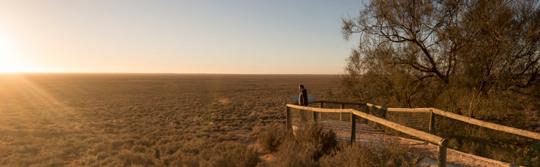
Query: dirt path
xmin=293 ymin=120 xmax=515 ymax=167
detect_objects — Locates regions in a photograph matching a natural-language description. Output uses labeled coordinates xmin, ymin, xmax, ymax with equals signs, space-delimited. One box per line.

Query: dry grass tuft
xmin=164 ymin=141 xmax=260 ymax=167
xmin=320 ymin=142 xmax=419 ymax=167
xmin=256 ymin=124 xmax=288 ymax=152
xmin=271 ymin=124 xmax=337 ymax=167
xmin=260 ymin=124 xmax=419 ymax=167
xmin=200 ymin=142 xmax=260 ymax=167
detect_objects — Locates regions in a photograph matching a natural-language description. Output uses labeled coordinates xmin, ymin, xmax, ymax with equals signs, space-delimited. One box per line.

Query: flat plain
xmin=0 ymin=74 xmax=340 ymax=166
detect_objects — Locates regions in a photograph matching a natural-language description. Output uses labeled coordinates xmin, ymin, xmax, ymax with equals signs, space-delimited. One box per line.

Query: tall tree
xmin=342 ymin=0 xmax=540 ymax=115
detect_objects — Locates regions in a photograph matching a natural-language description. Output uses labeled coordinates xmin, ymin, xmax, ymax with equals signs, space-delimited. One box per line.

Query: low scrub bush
xmin=293 ymin=124 xmax=338 ymax=160
xmin=272 ymin=139 xmax=318 ymax=167
xmin=199 ymin=141 xmax=260 ymax=167
xmin=257 ymin=124 xmax=288 ymax=152
xmin=167 ymin=141 xmax=259 ymax=167
xmin=267 ymin=124 xmax=419 ymax=167
xmin=117 ymin=149 xmax=156 ymax=166
xmin=320 ymin=143 xmax=419 ymax=167
xmin=272 ymin=124 xmax=338 ymax=167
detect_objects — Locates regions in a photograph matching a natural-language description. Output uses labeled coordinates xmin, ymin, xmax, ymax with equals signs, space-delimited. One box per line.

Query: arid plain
xmin=0 ymin=74 xmax=340 ymax=166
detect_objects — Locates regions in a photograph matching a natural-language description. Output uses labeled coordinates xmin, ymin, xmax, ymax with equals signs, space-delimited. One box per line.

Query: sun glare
xmin=0 ymin=30 xmax=30 ymax=73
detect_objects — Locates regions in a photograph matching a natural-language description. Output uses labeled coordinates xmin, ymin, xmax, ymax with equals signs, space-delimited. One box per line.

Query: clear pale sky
xmin=0 ymin=0 xmax=364 ymax=74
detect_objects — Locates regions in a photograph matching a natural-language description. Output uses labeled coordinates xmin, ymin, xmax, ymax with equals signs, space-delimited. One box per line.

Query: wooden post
xmin=319 ymin=102 xmax=324 ymax=120
xmin=379 ymin=107 xmax=387 ymax=131
xmin=312 ymin=112 xmax=317 ymax=122
xmin=340 ymin=104 xmax=345 ymax=121
xmin=438 ymin=139 xmax=448 ymax=167
xmin=350 ymin=114 xmax=357 ymax=144
xmin=359 ymin=104 xmax=368 ymax=124
xmin=381 ymin=106 xmax=387 ymax=119
xmin=429 ymin=109 xmax=435 ymax=134
xmin=286 ymin=107 xmax=292 ymax=131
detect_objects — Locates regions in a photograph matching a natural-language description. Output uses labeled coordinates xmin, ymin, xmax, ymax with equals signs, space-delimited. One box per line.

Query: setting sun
xmin=0 ymin=31 xmax=24 ymax=72
xmin=0 ymin=30 xmax=38 ymax=73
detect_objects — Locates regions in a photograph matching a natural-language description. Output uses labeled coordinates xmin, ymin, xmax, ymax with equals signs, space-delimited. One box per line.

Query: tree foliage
xmin=342 ymin=0 xmax=540 ymax=119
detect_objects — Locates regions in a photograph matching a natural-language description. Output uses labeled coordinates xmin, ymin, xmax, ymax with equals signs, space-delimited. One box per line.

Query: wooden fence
xmin=286 ymin=100 xmax=540 ymax=167
xmin=310 ymin=101 xmax=540 ymax=140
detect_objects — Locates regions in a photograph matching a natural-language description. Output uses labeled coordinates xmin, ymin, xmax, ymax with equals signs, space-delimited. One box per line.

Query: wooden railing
xmin=310 ymin=101 xmax=540 ymax=141
xmin=286 ymin=100 xmax=540 ymax=167
xmin=285 ymin=103 xmax=448 ymax=167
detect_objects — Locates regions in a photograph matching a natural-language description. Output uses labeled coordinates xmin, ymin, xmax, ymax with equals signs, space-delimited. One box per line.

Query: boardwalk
xmin=292 ymin=120 xmax=513 ymax=167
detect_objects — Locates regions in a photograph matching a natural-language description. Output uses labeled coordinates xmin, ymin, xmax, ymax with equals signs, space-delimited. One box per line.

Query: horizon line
xmin=0 ymin=71 xmax=344 ymax=75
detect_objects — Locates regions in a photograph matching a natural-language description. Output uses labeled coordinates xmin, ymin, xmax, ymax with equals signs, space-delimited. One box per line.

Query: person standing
xmin=298 ymin=84 xmax=308 ymax=106
xmin=298 ymin=84 xmax=309 ymax=122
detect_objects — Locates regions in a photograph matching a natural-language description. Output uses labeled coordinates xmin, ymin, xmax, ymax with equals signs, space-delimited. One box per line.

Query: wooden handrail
xmin=288 ymin=100 xmax=540 ymax=167
xmin=387 ymin=108 xmax=432 ymax=113
xmin=311 ymin=100 xmax=365 ymax=106
xmin=286 ymin=104 xmax=446 ymax=145
xmin=312 ymin=101 xmax=429 ymax=112
xmin=287 ymin=103 xmax=448 ymax=166
xmin=287 ymin=104 xmax=351 ymax=113
xmin=311 ymin=100 xmax=383 ymax=109
xmin=310 ymin=100 xmax=540 ymax=141
xmin=431 ymin=108 xmax=540 ymax=141
xmin=349 ymin=109 xmax=445 ymax=145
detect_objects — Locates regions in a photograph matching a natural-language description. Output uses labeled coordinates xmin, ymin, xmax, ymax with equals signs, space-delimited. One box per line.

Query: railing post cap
xmin=439 ymin=138 xmax=448 ymax=146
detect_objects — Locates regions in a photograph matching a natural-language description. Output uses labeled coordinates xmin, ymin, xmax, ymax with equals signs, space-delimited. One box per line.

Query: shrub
xmin=294 ymin=124 xmax=338 ymax=159
xmin=320 ymin=143 xmax=418 ymax=167
xmin=271 ymin=124 xmax=338 ymax=167
xmin=272 ymin=140 xmax=318 ymax=167
xmin=117 ymin=149 xmax=155 ymax=166
xmin=257 ymin=124 xmax=288 ymax=152
xmin=199 ymin=141 xmax=260 ymax=167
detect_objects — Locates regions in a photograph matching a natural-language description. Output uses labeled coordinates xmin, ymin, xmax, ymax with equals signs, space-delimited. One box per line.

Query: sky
xmin=0 ymin=0 xmax=364 ymax=74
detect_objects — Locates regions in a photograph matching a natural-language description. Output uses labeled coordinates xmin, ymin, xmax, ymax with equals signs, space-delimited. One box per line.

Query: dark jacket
xmin=299 ymin=88 xmax=308 ymax=106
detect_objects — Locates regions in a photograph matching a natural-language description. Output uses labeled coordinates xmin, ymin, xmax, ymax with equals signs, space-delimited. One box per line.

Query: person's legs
xmin=300 ymin=111 xmax=307 ymax=122
xmin=299 ymin=104 xmax=308 ymax=122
